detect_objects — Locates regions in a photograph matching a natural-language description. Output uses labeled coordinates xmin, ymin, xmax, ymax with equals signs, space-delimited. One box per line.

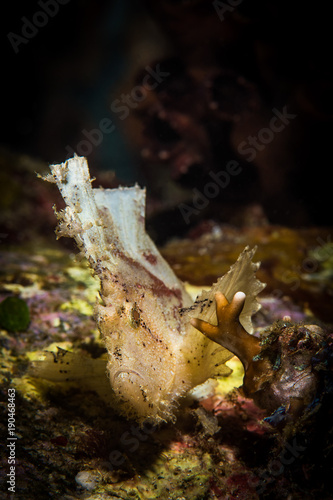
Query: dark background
xmin=1 ymin=0 xmax=332 ymax=238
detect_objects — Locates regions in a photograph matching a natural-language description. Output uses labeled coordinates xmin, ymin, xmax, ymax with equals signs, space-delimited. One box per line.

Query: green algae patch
xmin=0 ymin=296 xmax=30 ymax=332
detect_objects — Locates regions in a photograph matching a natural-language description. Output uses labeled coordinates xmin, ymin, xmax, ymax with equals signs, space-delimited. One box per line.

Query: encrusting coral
xmin=32 ymin=154 xmax=265 ymax=424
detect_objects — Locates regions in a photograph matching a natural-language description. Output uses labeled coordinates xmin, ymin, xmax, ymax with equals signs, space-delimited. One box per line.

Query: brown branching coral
xmin=190 ymin=292 xmax=260 ymax=367
xmin=191 ymin=292 xmax=270 ymax=404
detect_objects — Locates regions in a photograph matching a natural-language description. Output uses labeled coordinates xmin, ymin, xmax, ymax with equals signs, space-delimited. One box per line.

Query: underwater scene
xmin=1 ymin=1 xmax=333 ymax=499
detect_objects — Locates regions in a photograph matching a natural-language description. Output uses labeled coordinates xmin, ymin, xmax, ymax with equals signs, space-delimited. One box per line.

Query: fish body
xmin=40 ymin=155 xmax=264 ymax=423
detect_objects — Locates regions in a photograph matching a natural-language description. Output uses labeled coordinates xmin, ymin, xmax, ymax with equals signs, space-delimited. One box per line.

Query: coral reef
xmin=0 ymin=152 xmax=332 ymax=499
xmin=114 ymin=1 xmax=333 ymax=228
xmin=1 ymin=222 xmax=333 ymax=498
xmin=191 ymin=292 xmax=333 ymax=434
xmin=161 ymin=223 xmax=333 ymax=322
